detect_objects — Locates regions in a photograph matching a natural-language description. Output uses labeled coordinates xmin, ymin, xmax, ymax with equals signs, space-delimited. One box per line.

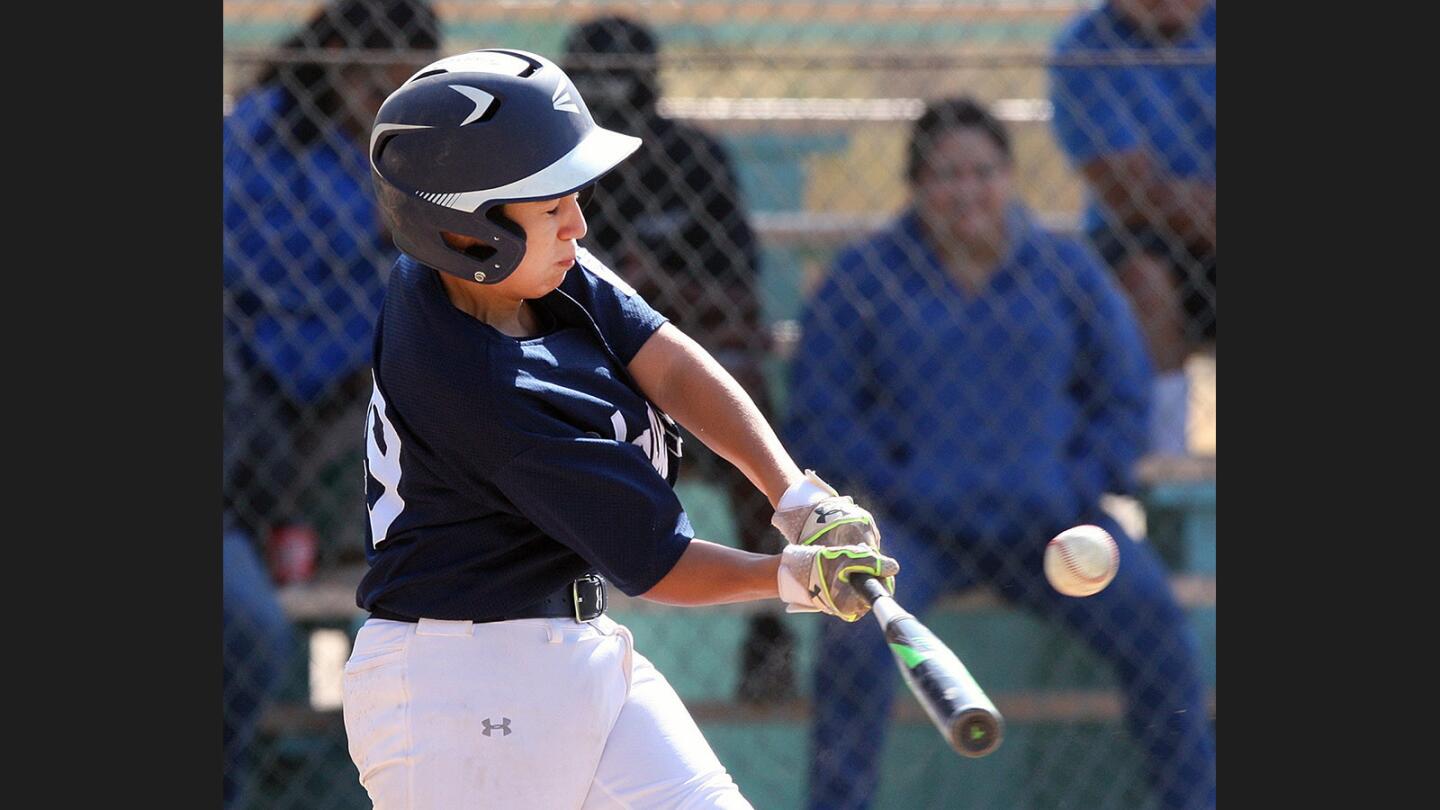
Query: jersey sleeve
xmin=491 ymin=435 xmax=694 ymax=597
xmin=564 ymin=247 xmax=669 ymax=363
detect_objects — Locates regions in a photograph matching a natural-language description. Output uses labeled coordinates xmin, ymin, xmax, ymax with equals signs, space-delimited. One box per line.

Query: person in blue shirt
xmin=341 ymin=48 xmax=899 ymax=809
xmin=1049 ymin=0 xmax=1216 ymax=455
xmin=222 ymin=0 xmax=440 ymax=541
xmin=221 ymin=2 xmax=438 ymax=806
xmin=790 ymin=97 xmax=1215 ymax=810
xmin=223 ymin=337 xmax=297 ymax=810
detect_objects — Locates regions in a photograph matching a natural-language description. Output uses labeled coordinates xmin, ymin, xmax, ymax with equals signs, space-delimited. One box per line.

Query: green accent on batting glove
xmin=800 ymin=516 xmax=872 ymax=546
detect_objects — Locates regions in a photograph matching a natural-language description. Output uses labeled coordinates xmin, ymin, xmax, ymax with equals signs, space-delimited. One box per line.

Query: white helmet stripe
xmin=416 ymin=126 xmax=641 ymax=212
xmin=369 ymin=123 xmax=432 ymax=169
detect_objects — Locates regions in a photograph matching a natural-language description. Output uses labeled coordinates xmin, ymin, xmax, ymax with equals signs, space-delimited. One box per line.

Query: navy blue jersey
xmin=356 ymin=247 xmax=691 ymax=619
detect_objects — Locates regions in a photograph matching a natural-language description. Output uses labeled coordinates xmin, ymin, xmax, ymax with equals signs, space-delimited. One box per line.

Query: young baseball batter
xmin=342 ymin=48 xmax=899 ymax=809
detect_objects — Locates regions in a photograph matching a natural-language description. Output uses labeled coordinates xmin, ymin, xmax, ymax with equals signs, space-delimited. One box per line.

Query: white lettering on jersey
xmin=645 ymin=402 xmax=670 ymax=480
xmin=576 ymin=246 xmax=637 ymax=297
xmin=364 ymin=374 xmax=406 ymax=546
xmin=609 ymin=404 xmax=668 ymax=480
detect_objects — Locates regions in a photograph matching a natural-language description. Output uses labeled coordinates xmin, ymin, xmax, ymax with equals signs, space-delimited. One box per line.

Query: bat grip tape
xmin=850 ymin=573 xmax=910 ymax=627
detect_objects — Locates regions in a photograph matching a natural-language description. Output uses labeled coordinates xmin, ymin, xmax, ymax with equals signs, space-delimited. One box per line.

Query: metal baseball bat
xmin=850 ymin=572 xmax=1004 ymax=757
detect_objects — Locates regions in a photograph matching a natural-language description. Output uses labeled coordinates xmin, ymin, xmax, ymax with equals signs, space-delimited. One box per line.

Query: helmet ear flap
xmin=484 ymin=205 xmax=526 ymax=242
xmin=440 ymin=234 xmax=498 ymax=264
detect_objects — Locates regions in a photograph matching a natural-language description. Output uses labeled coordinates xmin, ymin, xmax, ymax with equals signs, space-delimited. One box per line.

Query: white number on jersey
xmin=364 ymin=374 xmax=406 ymax=546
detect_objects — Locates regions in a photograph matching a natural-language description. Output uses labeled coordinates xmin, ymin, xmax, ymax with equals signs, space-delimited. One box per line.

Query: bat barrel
xmin=893 ymin=618 xmax=1005 ymax=757
xmin=950 ymin=707 xmax=1003 ymax=757
xmin=851 ymin=573 xmax=1006 ymax=758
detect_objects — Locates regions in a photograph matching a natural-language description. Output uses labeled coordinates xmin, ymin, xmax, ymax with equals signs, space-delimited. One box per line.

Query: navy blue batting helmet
xmin=369 ymin=48 xmax=641 ymax=283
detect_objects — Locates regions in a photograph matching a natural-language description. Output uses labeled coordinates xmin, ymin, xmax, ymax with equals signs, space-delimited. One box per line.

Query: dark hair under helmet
xmin=369 ymin=48 xmax=641 ymax=283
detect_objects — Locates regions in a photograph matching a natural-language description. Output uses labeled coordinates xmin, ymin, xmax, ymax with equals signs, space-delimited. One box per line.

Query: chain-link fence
xmin=223 ymin=1 xmax=1215 ymax=807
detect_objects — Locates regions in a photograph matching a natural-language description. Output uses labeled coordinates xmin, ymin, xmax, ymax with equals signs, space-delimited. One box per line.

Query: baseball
xmin=1044 ymin=525 xmax=1119 ymax=597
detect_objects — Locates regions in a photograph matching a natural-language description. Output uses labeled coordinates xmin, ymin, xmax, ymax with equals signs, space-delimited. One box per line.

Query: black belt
xmin=369 ymin=574 xmax=607 ymax=624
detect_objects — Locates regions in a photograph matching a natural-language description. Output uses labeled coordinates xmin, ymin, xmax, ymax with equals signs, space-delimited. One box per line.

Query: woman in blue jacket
xmin=789 ymin=97 xmax=1215 ymax=810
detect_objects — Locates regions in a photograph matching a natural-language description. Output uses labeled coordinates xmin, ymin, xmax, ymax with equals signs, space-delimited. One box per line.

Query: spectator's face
xmin=914 ymin=127 xmax=1012 ymax=256
xmin=570 ymin=70 xmax=633 ymax=111
xmin=569 ymin=66 xmax=656 ymax=131
xmin=334 ymin=59 xmax=424 ymax=135
xmin=1112 ymin=0 xmax=1208 ymax=35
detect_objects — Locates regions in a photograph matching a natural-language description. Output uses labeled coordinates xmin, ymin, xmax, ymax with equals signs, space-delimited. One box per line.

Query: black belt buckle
xmin=572 ymin=573 xmax=605 ymax=622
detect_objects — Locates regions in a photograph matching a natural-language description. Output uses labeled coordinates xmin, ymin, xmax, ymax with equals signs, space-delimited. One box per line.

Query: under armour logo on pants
xmin=482 ymin=717 xmax=511 ymax=737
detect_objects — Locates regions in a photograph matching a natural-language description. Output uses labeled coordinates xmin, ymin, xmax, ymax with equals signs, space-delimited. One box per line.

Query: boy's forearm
xmin=630 ymin=323 xmax=802 ymax=507
xmin=639 ymin=539 xmax=781 ymax=606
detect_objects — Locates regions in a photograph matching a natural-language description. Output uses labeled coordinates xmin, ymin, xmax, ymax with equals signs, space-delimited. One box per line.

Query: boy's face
xmin=496 ymin=194 xmax=589 ymax=295
xmin=437 ymin=193 xmax=584 ymax=292
xmin=438 ymin=194 xmax=587 ymax=294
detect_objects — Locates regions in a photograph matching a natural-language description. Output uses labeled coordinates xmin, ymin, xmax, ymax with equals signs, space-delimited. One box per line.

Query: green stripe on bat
xmin=890 ymin=642 xmax=929 ymax=669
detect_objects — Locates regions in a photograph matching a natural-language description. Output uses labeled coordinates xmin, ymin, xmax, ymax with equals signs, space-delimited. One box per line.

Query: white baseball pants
xmin=342 ymin=614 xmax=752 ymax=809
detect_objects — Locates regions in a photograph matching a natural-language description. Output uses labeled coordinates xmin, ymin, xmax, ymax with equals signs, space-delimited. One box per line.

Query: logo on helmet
xmin=450 ymin=85 xmax=496 ymax=126
xmin=552 ymin=83 xmax=580 ymax=114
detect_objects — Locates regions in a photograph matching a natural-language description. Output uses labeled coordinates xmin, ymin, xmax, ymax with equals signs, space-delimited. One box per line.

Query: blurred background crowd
xmin=223 ymin=2 xmax=1216 ymax=808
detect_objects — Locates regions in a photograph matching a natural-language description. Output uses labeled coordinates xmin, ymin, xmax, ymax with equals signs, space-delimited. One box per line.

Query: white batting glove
xmin=777 ymin=543 xmax=900 ymax=623
xmin=772 ymin=470 xmax=882 ymax=550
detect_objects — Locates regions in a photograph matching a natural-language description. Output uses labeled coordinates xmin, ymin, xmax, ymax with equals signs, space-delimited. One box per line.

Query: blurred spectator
xmin=561 ymin=17 xmax=795 ymax=702
xmin=223 ymin=1 xmax=437 ymax=805
xmin=222 ymin=0 xmax=440 ymax=552
xmin=789 ymin=98 xmax=1215 ymax=810
xmin=1049 ymin=0 xmax=1216 ymax=455
xmin=223 ymin=337 xmax=296 ymax=808
xmin=222 ymin=525 xmax=296 ymax=808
